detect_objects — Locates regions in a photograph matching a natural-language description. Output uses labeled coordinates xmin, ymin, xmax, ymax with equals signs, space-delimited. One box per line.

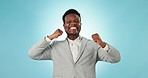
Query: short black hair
xmin=62 ymin=9 xmax=81 ymax=23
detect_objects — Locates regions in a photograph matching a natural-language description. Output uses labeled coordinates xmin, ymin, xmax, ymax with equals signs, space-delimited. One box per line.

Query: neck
xmin=67 ymin=35 xmax=79 ymax=40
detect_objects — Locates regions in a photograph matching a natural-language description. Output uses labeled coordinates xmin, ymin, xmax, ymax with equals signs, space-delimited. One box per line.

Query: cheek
xmin=78 ymin=25 xmax=81 ymax=30
xmin=64 ymin=26 xmax=69 ymax=31
xmin=64 ymin=24 xmax=69 ymax=27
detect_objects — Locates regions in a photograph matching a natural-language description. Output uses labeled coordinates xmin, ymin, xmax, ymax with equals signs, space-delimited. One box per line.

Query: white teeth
xmin=70 ymin=27 xmax=77 ymax=29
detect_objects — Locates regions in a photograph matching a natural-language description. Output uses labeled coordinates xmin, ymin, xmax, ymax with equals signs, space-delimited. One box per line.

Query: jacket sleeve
xmin=28 ymin=37 xmax=53 ymax=60
xmin=97 ymin=43 xmax=121 ymax=63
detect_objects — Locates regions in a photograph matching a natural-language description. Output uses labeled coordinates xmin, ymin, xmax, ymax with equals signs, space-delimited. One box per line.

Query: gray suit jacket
xmin=28 ymin=37 xmax=120 ymax=78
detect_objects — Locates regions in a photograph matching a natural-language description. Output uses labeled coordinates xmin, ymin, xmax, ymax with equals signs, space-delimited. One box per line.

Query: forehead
xmin=65 ymin=14 xmax=80 ymax=20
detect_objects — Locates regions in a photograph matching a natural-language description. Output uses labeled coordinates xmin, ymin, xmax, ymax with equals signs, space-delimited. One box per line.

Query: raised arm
xmin=28 ymin=29 xmax=63 ymax=60
xmin=92 ymin=33 xmax=120 ymax=63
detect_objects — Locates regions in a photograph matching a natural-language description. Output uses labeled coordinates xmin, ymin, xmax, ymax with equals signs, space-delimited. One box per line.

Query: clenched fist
xmin=91 ymin=33 xmax=106 ymax=48
xmin=47 ymin=29 xmax=63 ymax=40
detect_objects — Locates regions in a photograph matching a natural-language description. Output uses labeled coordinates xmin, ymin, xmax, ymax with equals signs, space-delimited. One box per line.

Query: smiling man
xmin=28 ymin=9 xmax=120 ymax=78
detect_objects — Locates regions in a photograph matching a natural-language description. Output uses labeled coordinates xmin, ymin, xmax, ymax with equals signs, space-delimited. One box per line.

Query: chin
xmin=68 ymin=33 xmax=79 ymax=36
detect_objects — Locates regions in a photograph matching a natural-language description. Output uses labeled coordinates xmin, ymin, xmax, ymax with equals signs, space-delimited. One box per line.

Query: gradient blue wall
xmin=0 ymin=0 xmax=148 ymax=78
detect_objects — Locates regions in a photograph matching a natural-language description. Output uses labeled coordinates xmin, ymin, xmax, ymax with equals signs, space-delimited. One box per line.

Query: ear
xmin=63 ymin=24 xmax=66 ymax=29
xmin=63 ymin=24 xmax=65 ymax=27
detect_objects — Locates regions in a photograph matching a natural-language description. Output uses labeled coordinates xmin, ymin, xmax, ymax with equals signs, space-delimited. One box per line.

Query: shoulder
xmin=82 ymin=37 xmax=101 ymax=48
xmin=81 ymin=37 xmax=95 ymax=44
xmin=52 ymin=39 xmax=66 ymax=44
xmin=81 ymin=37 xmax=96 ymax=46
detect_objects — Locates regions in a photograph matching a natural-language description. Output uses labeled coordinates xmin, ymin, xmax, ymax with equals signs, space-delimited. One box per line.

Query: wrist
xmin=97 ymin=41 xmax=106 ymax=48
xmin=47 ymin=35 xmax=54 ymax=40
xmin=100 ymin=42 xmax=106 ymax=48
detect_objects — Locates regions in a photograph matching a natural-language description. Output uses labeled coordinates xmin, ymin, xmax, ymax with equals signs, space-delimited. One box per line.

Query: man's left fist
xmin=91 ymin=33 xmax=106 ymax=48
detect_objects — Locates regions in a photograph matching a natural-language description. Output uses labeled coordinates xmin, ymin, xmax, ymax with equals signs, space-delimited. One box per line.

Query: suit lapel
xmin=74 ymin=37 xmax=88 ymax=64
xmin=63 ymin=39 xmax=75 ymax=64
xmin=62 ymin=37 xmax=88 ymax=65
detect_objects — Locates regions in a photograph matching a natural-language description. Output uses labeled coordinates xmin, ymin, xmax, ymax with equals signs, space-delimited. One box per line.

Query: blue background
xmin=0 ymin=0 xmax=148 ymax=78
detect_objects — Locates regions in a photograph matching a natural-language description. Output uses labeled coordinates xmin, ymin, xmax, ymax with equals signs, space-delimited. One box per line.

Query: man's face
xmin=63 ymin=14 xmax=81 ymax=36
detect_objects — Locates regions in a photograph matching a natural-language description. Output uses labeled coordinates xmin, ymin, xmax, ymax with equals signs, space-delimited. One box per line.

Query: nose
xmin=70 ymin=21 xmax=77 ymax=25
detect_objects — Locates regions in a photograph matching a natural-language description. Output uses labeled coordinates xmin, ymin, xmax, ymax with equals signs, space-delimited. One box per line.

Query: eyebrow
xmin=65 ymin=18 xmax=80 ymax=21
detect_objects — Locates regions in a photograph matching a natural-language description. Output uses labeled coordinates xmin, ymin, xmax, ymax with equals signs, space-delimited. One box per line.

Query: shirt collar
xmin=67 ymin=36 xmax=82 ymax=43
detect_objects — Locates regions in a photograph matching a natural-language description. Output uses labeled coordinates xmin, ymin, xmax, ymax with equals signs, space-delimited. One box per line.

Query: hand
xmin=91 ymin=33 xmax=106 ymax=48
xmin=47 ymin=29 xmax=63 ymax=40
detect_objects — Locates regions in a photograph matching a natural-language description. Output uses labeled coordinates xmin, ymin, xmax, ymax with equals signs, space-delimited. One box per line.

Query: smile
xmin=70 ymin=27 xmax=77 ymax=29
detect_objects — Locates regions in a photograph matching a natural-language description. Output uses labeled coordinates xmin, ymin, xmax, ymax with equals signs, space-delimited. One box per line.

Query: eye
xmin=75 ymin=20 xmax=80 ymax=23
xmin=66 ymin=20 xmax=71 ymax=24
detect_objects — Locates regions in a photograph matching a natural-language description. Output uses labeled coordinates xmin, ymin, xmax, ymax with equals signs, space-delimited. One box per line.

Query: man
xmin=28 ymin=9 xmax=120 ymax=78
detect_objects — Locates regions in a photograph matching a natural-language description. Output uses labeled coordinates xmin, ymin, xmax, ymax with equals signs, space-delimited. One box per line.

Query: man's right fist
xmin=47 ymin=29 xmax=63 ymax=40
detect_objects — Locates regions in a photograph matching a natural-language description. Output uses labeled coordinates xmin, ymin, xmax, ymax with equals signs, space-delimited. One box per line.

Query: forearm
xmin=98 ymin=44 xmax=121 ymax=63
xmin=28 ymin=37 xmax=52 ymax=60
xmin=107 ymin=44 xmax=120 ymax=63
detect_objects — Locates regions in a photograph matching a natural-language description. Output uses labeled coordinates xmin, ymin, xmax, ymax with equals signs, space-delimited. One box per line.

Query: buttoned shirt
xmin=67 ymin=37 xmax=81 ymax=62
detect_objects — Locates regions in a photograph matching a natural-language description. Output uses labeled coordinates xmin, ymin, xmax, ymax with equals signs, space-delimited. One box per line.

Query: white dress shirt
xmin=45 ymin=36 xmax=109 ymax=62
xmin=67 ymin=37 xmax=81 ymax=62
